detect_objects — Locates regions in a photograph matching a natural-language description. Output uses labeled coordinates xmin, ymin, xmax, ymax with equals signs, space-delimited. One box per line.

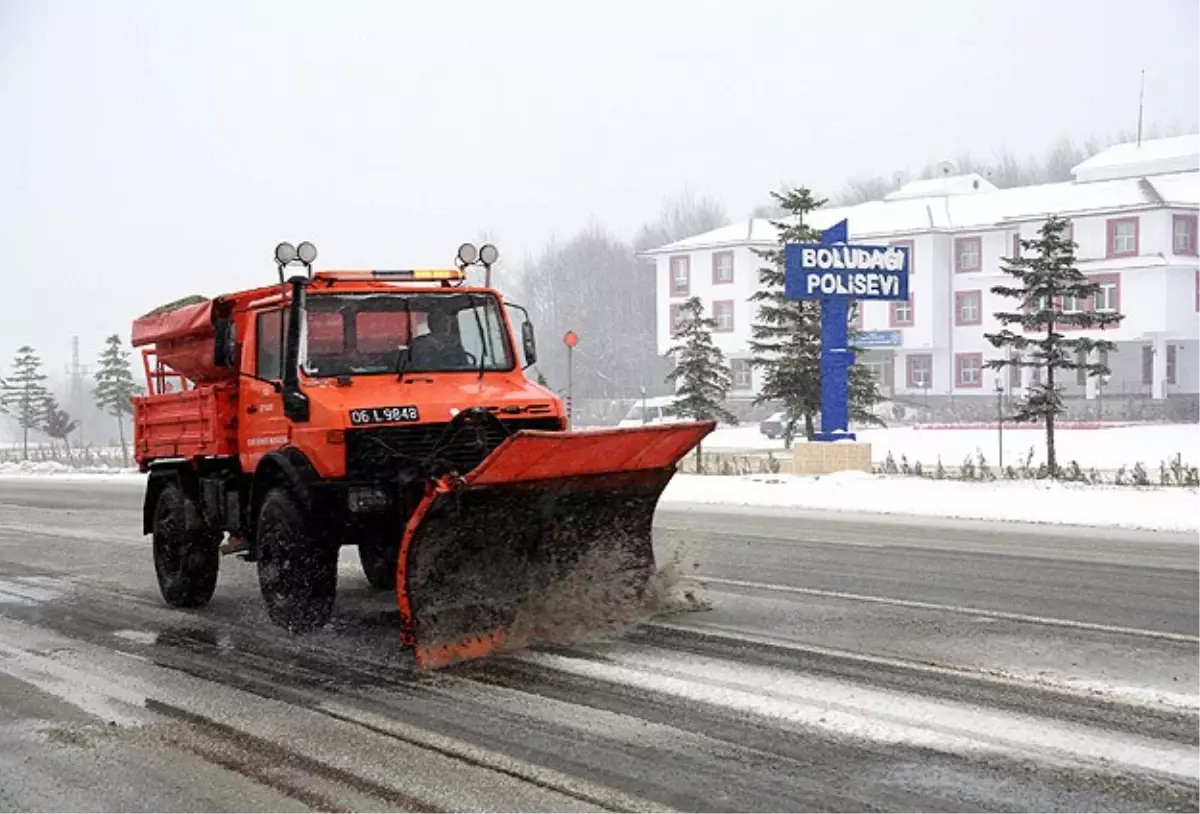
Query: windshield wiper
xmin=468 ymin=294 xmax=489 ymax=380
xmin=394 ymin=297 xmax=413 ymax=380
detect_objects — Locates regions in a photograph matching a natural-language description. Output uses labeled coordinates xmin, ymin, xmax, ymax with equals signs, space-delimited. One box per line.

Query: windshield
xmin=299 ymin=292 xmax=514 ymax=377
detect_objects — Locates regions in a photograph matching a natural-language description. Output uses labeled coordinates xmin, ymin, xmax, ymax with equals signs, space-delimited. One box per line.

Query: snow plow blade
xmin=396 ymin=420 xmax=715 ymax=670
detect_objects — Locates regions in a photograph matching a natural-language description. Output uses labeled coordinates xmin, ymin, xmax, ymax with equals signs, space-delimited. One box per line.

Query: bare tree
xmin=633 ymin=187 xmax=729 ymax=253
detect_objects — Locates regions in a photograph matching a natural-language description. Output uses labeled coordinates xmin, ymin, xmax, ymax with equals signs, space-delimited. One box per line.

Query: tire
xmin=152 ymin=482 xmax=220 ymax=608
xmin=256 ymin=486 xmax=337 ymax=633
xmin=358 ymin=538 xmax=400 ymax=590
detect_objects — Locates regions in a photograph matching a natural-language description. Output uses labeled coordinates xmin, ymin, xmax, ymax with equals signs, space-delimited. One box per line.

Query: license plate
xmin=348 ymin=406 xmax=420 ymax=426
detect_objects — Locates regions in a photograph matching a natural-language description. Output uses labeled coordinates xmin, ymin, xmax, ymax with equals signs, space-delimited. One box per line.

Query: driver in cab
xmin=408 ymin=308 xmax=471 ymax=370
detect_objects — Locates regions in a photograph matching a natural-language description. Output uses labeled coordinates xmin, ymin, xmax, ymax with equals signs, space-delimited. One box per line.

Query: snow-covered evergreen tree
xmin=664 ymin=297 xmax=736 ymax=470
xmin=984 ymin=215 xmax=1124 ymax=474
xmin=748 ymin=187 xmax=882 ymax=446
xmin=42 ymin=394 xmax=79 ymax=463
xmin=93 ymin=334 xmax=139 ymax=467
xmin=0 ymin=346 xmax=51 ymax=460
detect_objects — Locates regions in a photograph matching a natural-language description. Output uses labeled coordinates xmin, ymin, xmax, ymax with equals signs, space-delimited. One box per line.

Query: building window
xmin=1174 ymin=214 xmax=1198 ymax=256
xmin=1107 ymin=217 xmax=1138 ymax=258
xmin=863 ymin=359 xmax=894 ymax=388
xmin=1061 ymin=294 xmax=1083 ymax=314
xmin=849 ymin=302 xmax=863 ymax=331
xmin=955 ymin=290 xmax=981 ymax=325
xmin=889 ymin=296 xmax=914 ymax=327
xmin=1088 ymin=273 xmax=1120 ymax=313
xmin=1076 ymin=348 xmax=1088 ymax=385
xmin=669 ymin=303 xmax=684 ymax=335
xmin=955 ymin=353 xmax=983 ymax=388
xmin=906 ymin=354 xmax=932 ymax=389
xmin=890 ymin=239 xmax=915 ymax=275
xmin=902 ymin=352 xmax=931 ymax=388
xmin=713 ymin=300 xmax=734 ymax=332
xmin=669 ymin=255 xmax=690 ymax=296
xmin=1008 ymin=351 xmax=1021 ymax=389
xmin=1167 ymin=345 xmax=1177 ymax=385
xmin=955 ymin=236 xmax=982 ymax=273
xmin=712 ymin=251 xmax=734 ymax=284
xmin=730 ymin=359 xmax=752 ymax=390
xmin=1062 ymin=220 xmax=1075 ymax=248
xmin=1010 ymin=233 xmax=1022 ymax=261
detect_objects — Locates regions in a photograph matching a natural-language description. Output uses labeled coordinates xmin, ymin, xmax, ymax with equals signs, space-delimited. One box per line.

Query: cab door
xmin=240 ymin=308 xmax=290 ymax=473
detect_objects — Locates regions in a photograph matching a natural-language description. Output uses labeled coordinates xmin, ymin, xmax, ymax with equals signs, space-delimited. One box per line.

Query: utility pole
xmin=563 ymin=331 xmax=578 ymax=429
xmin=995 ymin=378 xmax=1004 ymax=471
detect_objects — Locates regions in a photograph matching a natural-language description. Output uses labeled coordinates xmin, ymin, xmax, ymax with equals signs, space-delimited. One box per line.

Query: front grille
xmin=345 ymin=417 xmax=562 ymax=479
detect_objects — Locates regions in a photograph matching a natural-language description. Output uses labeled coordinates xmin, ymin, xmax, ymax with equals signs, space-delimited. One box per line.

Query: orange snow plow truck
xmin=131 ymin=241 xmax=713 ymax=669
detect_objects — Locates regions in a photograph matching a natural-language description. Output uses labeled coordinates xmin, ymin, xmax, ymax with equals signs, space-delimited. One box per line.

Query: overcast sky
xmin=2 ymin=0 xmax=1197 ymax=371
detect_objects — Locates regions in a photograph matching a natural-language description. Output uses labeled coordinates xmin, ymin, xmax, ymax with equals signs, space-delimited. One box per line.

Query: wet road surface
xmin=0 ymin=477 xmax=1196 ymax=812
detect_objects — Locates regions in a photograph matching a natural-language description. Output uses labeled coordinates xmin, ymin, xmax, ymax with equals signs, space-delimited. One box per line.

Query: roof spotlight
xmin=297 ymin=241 xmax=318 ymax=264
xmin=275 ymin=242 xmax=297 ymax=265
xmin=479 ymin=243 xmax=499 ymax=265
xmin=457 ymin=242 xmax=479 ymax=266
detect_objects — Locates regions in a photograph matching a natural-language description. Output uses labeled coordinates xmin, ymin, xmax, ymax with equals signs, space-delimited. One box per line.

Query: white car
xmin=617 ymin=396 xmax=688 ymax=428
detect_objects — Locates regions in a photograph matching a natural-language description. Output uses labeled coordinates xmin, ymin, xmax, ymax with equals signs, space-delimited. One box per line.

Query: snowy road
xmin=0 ymin=479 xmax=1196 ymax=812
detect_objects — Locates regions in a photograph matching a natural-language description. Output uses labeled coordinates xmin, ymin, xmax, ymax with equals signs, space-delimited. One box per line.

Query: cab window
xmin=256 ymin=310 xmax=286 ymax=380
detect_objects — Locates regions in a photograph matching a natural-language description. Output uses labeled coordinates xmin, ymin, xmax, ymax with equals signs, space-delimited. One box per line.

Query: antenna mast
xmin=1136 ymin=69 xmax=1145 ymax=147
xmin=67 ymin=336 xmax=91 ymax=446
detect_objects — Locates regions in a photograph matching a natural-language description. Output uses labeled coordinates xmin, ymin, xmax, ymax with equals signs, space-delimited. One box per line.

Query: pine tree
xmin=42 ymin=394 xmax=79 ymax=464
xmin=93 ymin=334 xmax=139 ymax=467
xmin=984 ymin=215 xmax=1123 ymax=475
xmin=664 ymin=297 xmax=736 ymax=471
xmin=0 ymin=346 xmax=51 ymax=460
xmin=748 ymin=187 xmax=883 ymax=446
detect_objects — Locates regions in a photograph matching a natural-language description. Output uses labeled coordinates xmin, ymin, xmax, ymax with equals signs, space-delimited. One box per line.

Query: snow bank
xmin=659 ymin=472 xmax=1199 ymax=533
xmin=912 ymin=421 xmax=1134 ymax=431
xmin=702 ymin=422 xmax=1200 ymax=472
xmin=0 ymin=460 xmax=143 ymax=481
xmin=862 ymin=423 xmax=1198 ymax=471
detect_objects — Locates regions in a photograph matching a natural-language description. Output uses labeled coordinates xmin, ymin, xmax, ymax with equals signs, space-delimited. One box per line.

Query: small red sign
xmin=563 ymin=330 xmax=579 ymax=348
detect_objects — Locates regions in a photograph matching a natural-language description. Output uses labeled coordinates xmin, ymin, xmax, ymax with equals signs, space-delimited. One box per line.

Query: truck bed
xmin=134 ymin=383 xmax=238 ymax=467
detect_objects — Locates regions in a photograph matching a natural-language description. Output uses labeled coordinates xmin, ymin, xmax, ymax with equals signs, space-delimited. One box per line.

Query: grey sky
xmin=2 ymin=0 xmax=1197 ymax=371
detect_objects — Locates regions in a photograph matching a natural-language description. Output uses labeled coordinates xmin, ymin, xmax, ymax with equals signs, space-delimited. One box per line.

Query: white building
xmin=642 ymin=135 xmax=1200 ymax=417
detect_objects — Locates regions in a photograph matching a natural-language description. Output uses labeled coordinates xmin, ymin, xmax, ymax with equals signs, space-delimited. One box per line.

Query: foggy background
xmin=2 ymin=0 xmax=1198 ymax=440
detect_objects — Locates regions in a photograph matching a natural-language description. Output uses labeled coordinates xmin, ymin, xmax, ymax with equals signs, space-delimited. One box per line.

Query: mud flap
xmin=395 ymin=421 xmax=715 ymax=670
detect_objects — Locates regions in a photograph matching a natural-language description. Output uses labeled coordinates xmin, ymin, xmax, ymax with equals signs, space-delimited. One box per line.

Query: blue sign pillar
xmin=784 ymin=219 xmax=910 ymax=442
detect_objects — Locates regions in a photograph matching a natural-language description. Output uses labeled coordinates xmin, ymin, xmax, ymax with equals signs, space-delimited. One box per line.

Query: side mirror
xmin=506 ymin=302 xmax=537 ymax=369
xmin=521 ymin=321 xmax=537 ymax=368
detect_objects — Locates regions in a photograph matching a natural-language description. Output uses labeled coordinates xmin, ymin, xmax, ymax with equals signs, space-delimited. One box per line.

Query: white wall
xmin=654 ymin=244 xmax=764 ymax=356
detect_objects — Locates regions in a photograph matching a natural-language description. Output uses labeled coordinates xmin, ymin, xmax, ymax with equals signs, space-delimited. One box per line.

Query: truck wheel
xmin=358 ymin=539 xmax=399 ymax=590
xmin=256 ymin=486 xmax=337 ymax=633
xmin=152 ymin=483 xmax=220 ymax=608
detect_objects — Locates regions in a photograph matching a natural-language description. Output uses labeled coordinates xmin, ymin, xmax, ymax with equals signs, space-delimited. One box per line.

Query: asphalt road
xmin=0 ymin=476 xmax=1196 ymax=812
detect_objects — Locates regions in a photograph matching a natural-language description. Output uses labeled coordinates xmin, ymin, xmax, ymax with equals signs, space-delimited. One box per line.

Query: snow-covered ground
xmin=659 ymin=472 xmax=1198 ymax=533
xmin=704 ymin=422 xmax=1199 ymax=471
xmin=3 ymin=431 xmax=1196 ymax=532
